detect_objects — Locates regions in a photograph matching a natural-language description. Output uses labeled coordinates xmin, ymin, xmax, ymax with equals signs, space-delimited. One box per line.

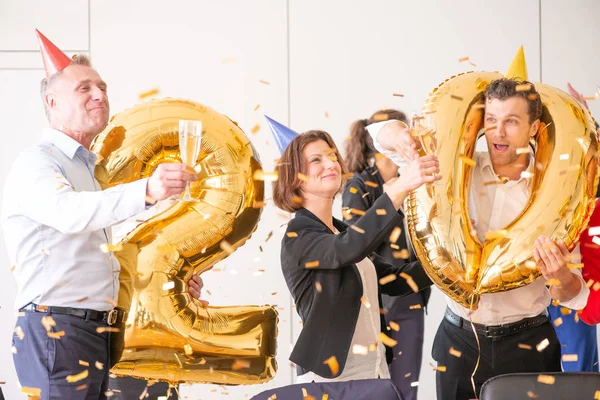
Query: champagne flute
xmin=411 ymin=113 xmax=443 ymax=186
xmin=178 ymin=120 xmax=203 ymax=202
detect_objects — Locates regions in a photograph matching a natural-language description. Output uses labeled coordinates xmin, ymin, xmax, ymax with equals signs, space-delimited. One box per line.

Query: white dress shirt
xmin=2 ymin=128 xmax=149 ymax=311
xmin=368 ymin=121 xmax=590 ymax=325
xmin=297 ymin=256 xmax=390 ymax=382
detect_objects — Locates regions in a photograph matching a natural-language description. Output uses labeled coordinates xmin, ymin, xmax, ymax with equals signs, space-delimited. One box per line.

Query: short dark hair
xmin=273 ymin=130 xmax=348 ymax=212
xmin=484 ymin=78 xmax=542 ymax=123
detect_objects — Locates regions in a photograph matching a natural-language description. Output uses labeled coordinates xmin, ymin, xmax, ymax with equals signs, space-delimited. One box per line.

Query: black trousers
xmin=432 ymin=317 xmax=561 ymax=400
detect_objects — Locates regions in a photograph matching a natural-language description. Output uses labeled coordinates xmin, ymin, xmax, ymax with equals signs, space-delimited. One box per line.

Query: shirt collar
xmin=479 ymin=147 xmax=535 ymax=188
xmin=41 ymin=128 xmax=94 ymax=162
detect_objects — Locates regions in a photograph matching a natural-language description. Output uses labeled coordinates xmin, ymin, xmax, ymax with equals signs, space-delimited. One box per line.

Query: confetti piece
xmin=527 ymin=391 xmax=539 ymax=398
xmin=568 ymin=263 xmax=583 ymax=269
xmin=393 ymin=250 xmax=410 ymax=259
xmin=516 ymin=147 xmax=531 ymax=154
xmin=458 ymin=56 xmax=470 ymax=62
xmin=392 ymin=93 xmax=404 ymax=97
xmin=184 ymin=344 xmax=193 ymax=356
xmin=537 ymin=374 xmax=555 ymax=384
xmin=253 ymin=170 xmax=278 ymax=181
xmin=96 ymin=327 xmax=120 ymax=333
xmin=375 ymin=209 xmax=387 ymax=215
xmin=352 ymin=345 xmax=368 ymax=355
xmin=305 ymin=261 xmax=320 ymax=269
xmin=378 ymin=332 xmax=398 ymax=347
xmin=536 ymin=338 xmax=550 ymax=352
xmin=449 ymin=347 xmax=462 ymax=357
xmin=562 ymin=354 xmax=578 ymax=362
xmin=349 ymin=208 xmax=366 ymax=216
xmin=525 ymin=260 xmax=537 ymax=269
xmin=21 ymin=387 xmax=42 ymax=396
xmin=11 ymin=346 xmax=17 ymax=354
xmin=342 ymin=172 xmax=354 ymax=179
xmin=379 ymin=274 xmax=397 ymax=285
xmin=251 ymin=124 xmax=260 ymax=134
xmin=451 ymin=95 xmax=464 ymax=101
xmin=389 ymin=227 xmax=402 ymax=243
xmin=10 ymin=265 xmax=16 ymax=272
xmin=593 ymin=236 xmax=600 ymax=246
xmin=518 ymin=343 xmax=533 ymax=350
xmin=292 ymin=195 xmax=303 ymax=204
xmin=259 ymin=80 xmax=270 ymax=85
xmin=95 ymin=361 xmax=104 ymax=370
xmin=389 ymin=321 xmax=400 ymax=331
xmin=560 ymin=307 xmax=572 ymax=315
xmin=545 ymin=279 xmax=561 ymax=286
xmin=516 ymin=83 xmax=532 ymax=92
xmin=138 ymin=88 xmax=159 ymax=99
xmin=520 ymin=171 xmax=534 ymax=179
xmin=323 ymin=356 xmax=339 ymax=376
xmin=41 ymin=316 xmax=56 ymax=331
xmin=162 ymin=281 xmax=175 ymax=291
xmin=14 ymin=326 xmax=24 ymax=340
xmin=79 ymin=360 xmax=89 ymax=367
xmin=365 ymin=181 xmax=379 ymax=188
xmin=360 ymin=296 xmax=371 ymax=308
xmin=528 ymin=93 xmax=539 ymax=100
xmin=434 ymin=365 xmax=447 ymax=372
xmin=76 ymin=384 xmax=87 ymax=391
xmin=100 ymin=243 xmax=123 ymax=253
xmin=253 ymin=201 xmax=266 ymax=208
xmin=220 ymin=240 xmax=234 ymax=254
xmin=459 ymin=155 xmax=476 ymax=167
xmin=297 ymin=173 xmax=309 ymax=182
xmin=144 ymin=196 xmax=157 ymax=205
xmin=66 ymin=369 xmax=89 ymax=383
xmin=349 ymin=187 xmax=358 ymax=194
xmin=286 ymin=232 xmax=298 ymax=238
xmin=315 ymin=282 xmax=322 ymax=292
xmin=76 ymin=296 xmax=89 ymax=303
xmin=553 ymin=317 xmax=563 ymax=327
xmin=390 ymin=243 xmax=400 ymax=250
xmin=594 ymin=282 xmax=600 ymax=292
xmin=410 ymin=304 xmax=422 ymax=309
xmin=400 ymin=272 xmax=419 ymax=292
xmin=232 ymin=359 xmax=251 ymax=370
xmin=265 ymin=231 xmax=274 ymax=242
xmin=405 ymin=372 xmax=412 ymax=378
xmin=369 ymin=343 xmax=378 ymax=352
xmin=350 ymin=225 xmax=365 ymax=234
xmin=595 ymin=390 xmax=600 ymax=400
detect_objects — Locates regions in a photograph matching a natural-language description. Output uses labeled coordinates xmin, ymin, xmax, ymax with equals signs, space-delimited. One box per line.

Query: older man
xmin=1 ymin=30 xmax=199 ymax=400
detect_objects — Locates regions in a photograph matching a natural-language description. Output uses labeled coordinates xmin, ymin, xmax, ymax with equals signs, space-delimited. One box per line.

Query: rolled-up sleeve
xmin=366 ymin=120 xmax=407 ymax=169
xmin=558 ymin=245 xmax=590 ymax=310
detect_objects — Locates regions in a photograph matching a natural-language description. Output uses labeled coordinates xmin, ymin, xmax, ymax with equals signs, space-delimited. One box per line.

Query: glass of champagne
xmin=178 ymin=120 xmax=203 ymax=202
xmin=411 ymin=113 xmax=443 ymax=186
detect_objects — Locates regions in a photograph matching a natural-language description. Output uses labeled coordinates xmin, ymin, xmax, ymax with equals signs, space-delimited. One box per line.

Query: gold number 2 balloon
xmin=92 ymin=99 xmax=278 ymax=384
xmin=404 ymin=48 xmax=599 ymax=309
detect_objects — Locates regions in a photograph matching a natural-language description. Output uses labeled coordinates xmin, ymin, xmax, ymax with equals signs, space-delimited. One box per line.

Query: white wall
xmin=0 ymin=1 xmax=598 ymax=399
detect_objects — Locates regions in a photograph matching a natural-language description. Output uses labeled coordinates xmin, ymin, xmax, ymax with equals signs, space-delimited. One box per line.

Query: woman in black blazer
xmin=343 ymin=110 xmax=431 ymax=400
xmin=273 ymin=129 xmax=439 ymax=382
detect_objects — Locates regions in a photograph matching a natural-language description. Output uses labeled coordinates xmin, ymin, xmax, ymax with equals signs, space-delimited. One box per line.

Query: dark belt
xmin=20 ymin=304 xmax=127 ymax=326
xmin=444 ymin=307 xmax=548 ymax=339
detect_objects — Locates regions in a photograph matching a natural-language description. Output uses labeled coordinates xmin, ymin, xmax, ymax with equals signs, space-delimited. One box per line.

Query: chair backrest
xmin=480 ymin=372 xmax=600 ymax=400
xmin=250 ymin=378 xmax=405 ymax=400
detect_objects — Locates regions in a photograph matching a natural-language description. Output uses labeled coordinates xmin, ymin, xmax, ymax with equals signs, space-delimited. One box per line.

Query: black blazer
xmin=342 ymin=166 xmax=432 ymax=310
xmin=281 ymin=193 xmax=432 ymax=378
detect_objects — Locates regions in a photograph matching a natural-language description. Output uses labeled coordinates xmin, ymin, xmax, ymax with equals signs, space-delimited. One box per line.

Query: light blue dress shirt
xmin=2 ymin=128 xmax=148 ymax=311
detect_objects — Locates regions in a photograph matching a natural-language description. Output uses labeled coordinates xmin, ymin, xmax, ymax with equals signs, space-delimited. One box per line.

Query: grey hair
xmin=40 ymin=54 xmax=92 ymax=120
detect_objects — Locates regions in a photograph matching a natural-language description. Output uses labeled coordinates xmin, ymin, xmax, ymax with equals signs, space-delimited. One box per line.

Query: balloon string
xmin=467 ymin=299 xmax=481 ymax=400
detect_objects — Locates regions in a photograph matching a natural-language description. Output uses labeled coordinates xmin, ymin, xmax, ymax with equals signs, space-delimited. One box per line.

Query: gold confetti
xmin=349 ymin=187 xmax=358 ymax=194
xmin=350 ymin=225 xmax=365 ymax=234
xmin=184 ymin=344 xmax=193 ymax=356
xmin=66 ymin=369 xmax=89 ymax=383
xmin=595 ymin=390 xmax=600 ymax=400
xmin=360 ymin=296 xmax=371 ymax=308
xmin=451 ymin=95 xmax=464 ymax=101
xmin=21 ymin=387 xmax=42 ymax=396
xmin=41 ymin=315 xmax=56 ymax=331
xmin=389 ymin=227 xmax=402 ymax=243
xmin=76 ymin=384 xmax=87 ymax=391
xmin=297 ymin=173 xmax=309 ymax=182
xmin=10 ymin=265 xmax=15 ymax=272
xmin=593 ymin=236 xmax=600 ymax=246
xmin=519 ymin=343 xmax=533 ymax=350
xmin=305 ymin=260 xmax=320 ymax=269
xmin=292 ymin=195 xmax=303 ymax=204
xmin=378 ymin=332 xmax=398 ymax=347
xmin=342 ymin=172 xmax=354 ymax=179
xmin=251 ymin=124 xmax=260 ymax=134
xmin=14 ymin=326 xmax=24 ymax=340
xmin=100 ymin=243 xmax=123 ymax=253
xmin=365 ymin=181 xmax=379 ymax=188
xmin=265 ymin=231 xmax=274 ymax=242
xmin=259 ymin=80 xmax=270 ymax=85
xmin=95 ymin=361 xmax=104 ymax=370
xmin=389 ymin=321 xmax=400 ymax=332
xmin=286 ymin=232 xmax=298 ymax=238
xmin=220 ymin=240 xmax=234 ymax=254
xmin=545 ymin=279 xmax=561 ymax=286
xmin=375 ymin=209 xmax=387 ymax=215
xmin=528 ymin=93 xmax=539 ymax=100
xmin=315 ymin=282 xmax=322 ymax=293
xmin=527 ymin=391 xmax=539 ymax=398
xmin=379 ymin=274 xmax=397 ymax=285
xmin=459 ymin=155 xmax=476 ymax=166
xmin=373 ymin=114 xmax=389 ymax=121
xmin=562 ymin=354 xmax=578 ymax=362
xmin=349 ymin=208 xmax=366 ymax=216
xmin=553 ymin=317 xmax=563 ymax=327
xmin=594 ymin=282 xmax=600 ymax=292
xmin=516 ymin=83 xmax=532 ymax=92
xmin=393 ymin=249 xmax=410 ymax=259
xmin=79 ymin=360 xmax=89 ymax=367
xmin=323 ymin=356 xmax=339 ymax=376
xmin=400 ymin=272 xmax=419 ymax=292
xmin=405 ymin=372 xmax=412 ymax=377
xmin=409 ymin=304 xmax=422 ymax=309
xmin=253 ymin=170 xmax=279 ymax=181
xmin=537 ymin=374 xmax=555 ymax=385
xmin=434 ymin=365 xmax=447 ymax=372
xmin=516 ymin=147 xmax=531 ymax=154
xmin=138 ymin=88 xmax=160 ymax=99
xmin=536 ymin=338 xmax=550 ymax=352
xmin=525 ymin=260 xmax=537 ymax=269
xmin=568 ymin=263 xmax=583 ymax=269
xmin=560 ymin=307 xmax=572 ymax=315
xmin=352 ymin=344 xmax=368 ymax=356
xmin=449 ymin=347 xmax=462 ymax=357
xmin=392 ymin=93 xmax=404 ymax=97
xmin=96 ymin=327 xmax=120 ymax=333
xmin=162 ymin=281 xmax=175 ymax=291
xmin=324 ymin=111 xmax=329 ymax=118
xmin=232 ymin=359 xmax=251 ymax=370
xmin=587 ymin=279 xmax=595 ymax=288
xmin=458 ymin=56 xmax=470 ymax=62
xmin=520 ymin=171 xmax=534 ymax=179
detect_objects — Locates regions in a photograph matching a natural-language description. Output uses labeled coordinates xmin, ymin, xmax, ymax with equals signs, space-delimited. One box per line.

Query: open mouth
xmin=493 ymin=144 xmax=509 ymax=152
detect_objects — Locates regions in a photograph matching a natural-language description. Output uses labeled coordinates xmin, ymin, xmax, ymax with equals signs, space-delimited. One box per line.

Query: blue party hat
xmin=264 ymin=115 xmax=299 ymax=154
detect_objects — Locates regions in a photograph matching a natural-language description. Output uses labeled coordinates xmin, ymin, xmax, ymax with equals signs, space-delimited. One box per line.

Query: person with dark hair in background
xmin=342 ymin=109 xmax=430 ymax=400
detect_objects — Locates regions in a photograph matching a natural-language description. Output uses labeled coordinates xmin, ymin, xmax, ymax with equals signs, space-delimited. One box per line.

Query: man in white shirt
xmin=368 ymin=78 xmax=589 ymax=400
xmin=2 ymin=32 xmax=198 ymax=400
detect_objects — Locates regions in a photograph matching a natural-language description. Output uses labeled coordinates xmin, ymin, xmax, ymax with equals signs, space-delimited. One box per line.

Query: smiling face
xmin=484 ymin=96 xmax=539 ymax=171
xmin=46 ymin=64 xmax=110 ymax=138
xmin=300 ymin=139 xmax=343 ymax=200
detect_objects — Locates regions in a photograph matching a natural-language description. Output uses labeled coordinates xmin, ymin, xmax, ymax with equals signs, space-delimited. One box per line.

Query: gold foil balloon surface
xmin=91 ymin=99 xmax=278 ymax=384
xmin=404 ymin=54 xmax=598 ymax=309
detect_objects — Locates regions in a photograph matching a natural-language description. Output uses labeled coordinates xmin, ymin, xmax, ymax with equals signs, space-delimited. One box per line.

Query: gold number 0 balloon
xmin=405 ymin=71 xmax=599 ymax=310
xmin=92 ymin=99 xmax=278 ymax=384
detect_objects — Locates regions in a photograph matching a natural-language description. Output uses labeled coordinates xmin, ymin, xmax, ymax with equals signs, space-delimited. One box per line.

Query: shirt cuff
xmin=117 ymin=177 xmax=150 ymax=220
xmin=366 ymin=120 xmax=407 ymax=169
xmin=559 ymin=272 xmax=590 ymax=310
